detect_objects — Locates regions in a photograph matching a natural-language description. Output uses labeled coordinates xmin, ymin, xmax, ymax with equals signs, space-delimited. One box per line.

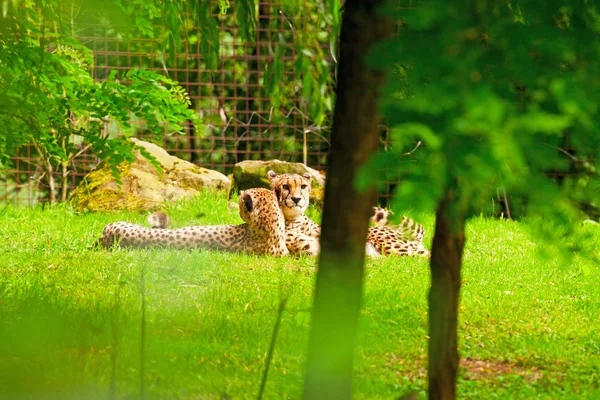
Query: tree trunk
xmin=303 ymin=1 xmax=393 ymax=399
xmin=46 ymin=160 xmax=56 ymax=204
xmin=428 ymin=189 xmax=466 ymax=400
xmin=186 ymin=119 xmax=198 ymax=164
xmin=60 ymin=160 xmax=69 ymax=202
xmin=37 ymin=150 xmax=57 ymax=204
xmin=31 ymin=141 xmax=56 ymax=203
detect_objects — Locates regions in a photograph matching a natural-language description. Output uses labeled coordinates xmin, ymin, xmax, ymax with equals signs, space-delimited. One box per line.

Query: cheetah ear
xmin=376 ymin=212 xmax=385 ymax=221
xmin=302 ymin=173 xmax=312 ymax=181
xmin=241 ymin=192 xmax=254 ymax=212
xmin=267 ymin=170 xmax=278 ymax=181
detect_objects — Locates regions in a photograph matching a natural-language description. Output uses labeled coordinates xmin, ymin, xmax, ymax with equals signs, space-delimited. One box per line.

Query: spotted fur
xmin=368 ymin=207 xmax=430 ymax=256
xmin=148 ymin=211 xmax=170 ymax=229
xmin=370 ymin=207 xmax=392 ymax=227
xmin=95 ymin=188 xmax=289 ymax=256
xmin=267 ymin=171 xmax=321 ymax=256
xmin=268 ymin=172 xmax=429 ymax=257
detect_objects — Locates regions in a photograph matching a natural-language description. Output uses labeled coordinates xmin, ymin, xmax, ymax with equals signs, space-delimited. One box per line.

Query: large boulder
xmin=232 ymin=160 xmax=326 ymax=205
xmin=71 ymin=138 xmax=230 ymax=212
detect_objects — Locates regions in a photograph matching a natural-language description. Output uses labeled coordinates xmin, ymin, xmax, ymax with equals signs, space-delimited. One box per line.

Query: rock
xmin=71 ymin=138 xmax=230 ymax=212
xmin=232 ymin=160 xmax=325 ymax=205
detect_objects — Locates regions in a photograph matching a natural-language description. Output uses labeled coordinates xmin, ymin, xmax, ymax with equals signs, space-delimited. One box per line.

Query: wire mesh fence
xmin=0 ymin=0 xmax=580 ymax=208
xmin=2 ymin=0 xmax=346 ymax=206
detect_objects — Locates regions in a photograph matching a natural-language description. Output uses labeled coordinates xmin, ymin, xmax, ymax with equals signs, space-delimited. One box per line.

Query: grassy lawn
xmin=0 ymin=191 xmax=599 ymax=399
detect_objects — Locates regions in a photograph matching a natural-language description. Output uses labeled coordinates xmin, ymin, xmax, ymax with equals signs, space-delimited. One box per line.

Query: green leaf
xmin=390 ymin=123 xmax=441 ymax=150
xmin=516 ymin=112 xmax=573 ymax=135
xmin=295 ymin=311 xmax=311 ymax=327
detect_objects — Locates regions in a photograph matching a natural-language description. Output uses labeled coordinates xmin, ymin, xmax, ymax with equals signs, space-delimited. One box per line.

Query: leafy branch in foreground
xmin=359 ymin=1 xmax=600 ymax=398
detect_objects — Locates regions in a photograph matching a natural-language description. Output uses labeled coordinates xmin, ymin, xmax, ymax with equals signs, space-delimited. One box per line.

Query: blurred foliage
xmin=358 ymin=0 xmax=600 ymax=222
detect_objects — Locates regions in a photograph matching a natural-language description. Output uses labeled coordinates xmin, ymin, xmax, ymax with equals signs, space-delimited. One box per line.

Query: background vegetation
xmin=0 ymin=0 xmax=203 ymax=204
xmin=0 ymin=0 xmax=340 ymax=205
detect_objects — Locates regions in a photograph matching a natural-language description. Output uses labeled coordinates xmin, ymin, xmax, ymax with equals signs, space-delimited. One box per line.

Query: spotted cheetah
xmin=371 ymin=207 xmax=392 ymax=227
xmin=267 ymin=171 xmax=379 ymax=256
xmin=267 ymin=171 xmax=429 ymax=257
xmin=266 ymin=171 xmax=324 ymax=256
xmin=148 ymin=211 xmax=170 ymax=229
xmin=368 ymin=207 xmax=430 ymax=256
xmin=95 ymin=188 xmax=289 ymax=256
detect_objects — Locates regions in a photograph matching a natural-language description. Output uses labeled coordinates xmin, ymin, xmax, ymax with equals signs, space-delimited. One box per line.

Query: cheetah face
xmin=370 ymin=207 xmax=392 ymax=226
xmin=267 ymin=171 xmax=311 ymax=221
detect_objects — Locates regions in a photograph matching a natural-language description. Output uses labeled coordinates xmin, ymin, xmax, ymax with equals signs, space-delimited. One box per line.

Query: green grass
xmin=0 ymin=192 xmax=599 ymax=399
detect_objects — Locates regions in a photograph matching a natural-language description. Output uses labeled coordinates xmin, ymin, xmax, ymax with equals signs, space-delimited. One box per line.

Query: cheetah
xmin=267 ymin=171 xmax=429 ymax=257
xmin=367 ymin=209 xmax=430 ymax=256
xmin=95 ymin=188 xmax=289 ymax=256
xmin=148 ymin=211 xmax=170 ymax=229
xmin=266 ymin=171 xmax=323 ymax=256
xmin=368 ymin=207 xmax=430 ymax=256
xmin=370 ymin=207 xmax=392 ymax=227
xmin=267 ymin=170 xmax=379 ymax=256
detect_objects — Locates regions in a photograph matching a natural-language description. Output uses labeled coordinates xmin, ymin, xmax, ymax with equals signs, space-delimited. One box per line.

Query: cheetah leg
xmin=286 ymin=232 xmax=320 ymax=257
xmin=365 ymin=242 xmax=381 ymax=257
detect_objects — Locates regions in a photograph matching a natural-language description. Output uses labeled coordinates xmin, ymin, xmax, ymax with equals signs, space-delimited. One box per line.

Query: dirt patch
xmin=385 ymin=354 xmax=543 ymax=383
xmin=460 ymin=357 xmax=543 ymax=382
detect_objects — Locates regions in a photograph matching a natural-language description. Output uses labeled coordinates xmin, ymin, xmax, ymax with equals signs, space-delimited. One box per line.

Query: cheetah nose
xmin=291 ymin=197 xmax=301 ymax=205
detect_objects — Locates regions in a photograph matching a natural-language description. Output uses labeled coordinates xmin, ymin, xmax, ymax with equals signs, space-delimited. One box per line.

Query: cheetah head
xmin=267 ymin=170 xmax=311 ymax=221
xmin=238 ymin=187 xmax=281 ymax=226
xmin=370 ymin=207 xmax=392 ymax=226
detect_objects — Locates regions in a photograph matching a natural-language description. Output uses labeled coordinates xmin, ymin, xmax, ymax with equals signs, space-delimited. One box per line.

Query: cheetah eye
xmin=282 ymin=184 xmax=290 ymax=190
xmin=301 ymin=184 xmax=307 ymax=189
